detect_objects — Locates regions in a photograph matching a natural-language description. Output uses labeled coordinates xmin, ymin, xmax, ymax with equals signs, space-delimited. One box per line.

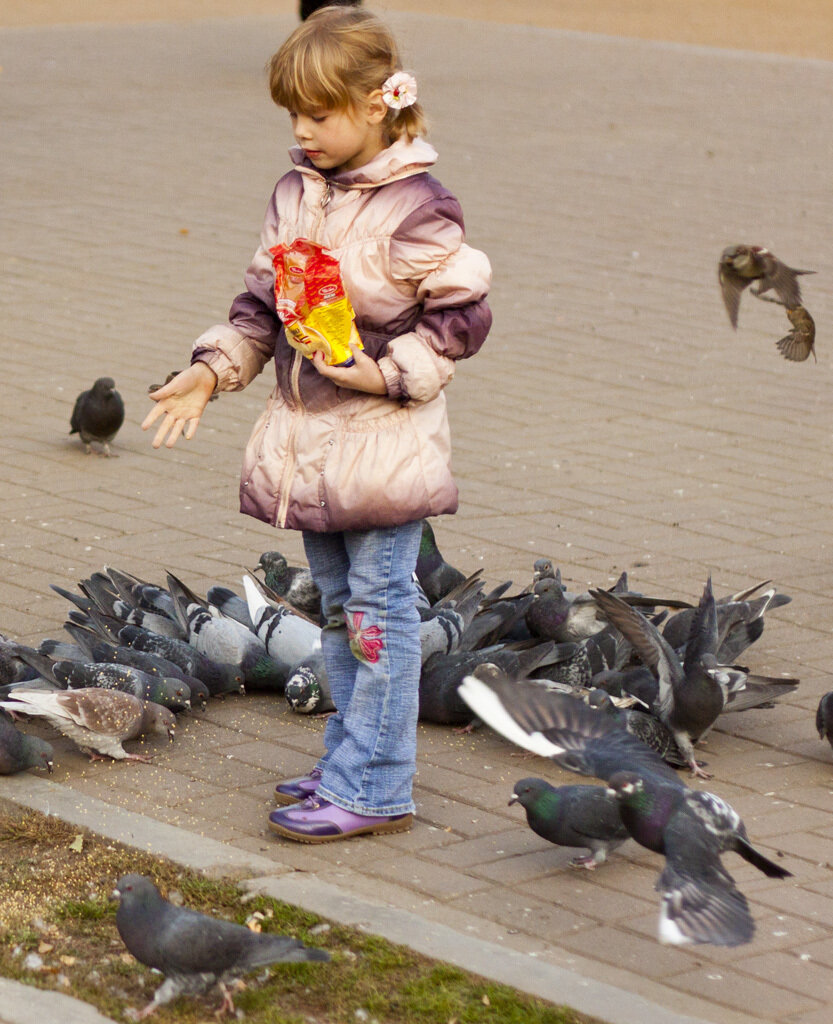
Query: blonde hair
xmin=268 ymin=6 xmax=426 ymax=142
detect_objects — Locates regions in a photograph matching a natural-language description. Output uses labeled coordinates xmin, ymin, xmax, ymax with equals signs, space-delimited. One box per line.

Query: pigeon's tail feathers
xmin=165 ymin=571 xmax=204 ymax=635
xmin=457 ymin=672 xmax=569 ymax=760
xmin=243 ymin=935 xmax=330 ymax=967
xmin=5 ymin=646 xmax=59 ymax=685
xmin=63 ymin=621 xmax=99 ymax=658
xmin=721 ymin=676 xmax=799 ymax=713
xmin=658 ymin=876 xmax=754 ymax=947
xmin=50 ymin=584 xmax=95 ymax=615
xmin=733 ymin=837 xmax=792 ymax=879
xmin=243 ymin=573 xmax=270 ymax=625
xmin=432 ymin=569 xmax=485 ymax=610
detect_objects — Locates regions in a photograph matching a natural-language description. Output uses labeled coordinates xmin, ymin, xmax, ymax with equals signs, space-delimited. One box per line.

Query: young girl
xmin=143 ymin=6 xmax=491 ymax=842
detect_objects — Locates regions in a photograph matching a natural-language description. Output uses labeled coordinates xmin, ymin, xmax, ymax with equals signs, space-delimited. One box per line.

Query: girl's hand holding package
xmin=311 ymin=340 xmax=387 ymax=394
xmin=142 ymin=362 xmax=218 ymax=449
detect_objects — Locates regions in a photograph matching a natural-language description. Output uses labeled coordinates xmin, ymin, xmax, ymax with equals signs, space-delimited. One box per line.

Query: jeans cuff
xmin=316 ymin=785 xmax=416 ymax=817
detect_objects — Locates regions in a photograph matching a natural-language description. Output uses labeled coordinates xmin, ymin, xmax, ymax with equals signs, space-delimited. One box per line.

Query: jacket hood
xmin=289 ymin=136 xmax=438 ymax=190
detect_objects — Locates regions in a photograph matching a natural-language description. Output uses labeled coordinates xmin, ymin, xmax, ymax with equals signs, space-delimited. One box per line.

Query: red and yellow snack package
xmin=269 ymin=239 xmax=363 ymax=366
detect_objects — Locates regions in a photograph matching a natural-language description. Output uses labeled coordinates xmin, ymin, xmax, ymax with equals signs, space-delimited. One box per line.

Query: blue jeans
xmin=302 ymin=521 xmax=422 ymax=816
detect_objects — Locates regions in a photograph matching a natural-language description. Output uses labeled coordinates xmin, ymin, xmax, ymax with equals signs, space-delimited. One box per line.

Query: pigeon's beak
xmin=605 ymin=787 xmax=616 ymax=798
xmin=507 ymin=793 xmax=519 ymax=807
xmin=46 ymin=760 xmax=54 ymax=775
xmin=168 ymin=728 xmax=176 ymax=743
xmin=110 ymin=887 xmax=121 ymax=902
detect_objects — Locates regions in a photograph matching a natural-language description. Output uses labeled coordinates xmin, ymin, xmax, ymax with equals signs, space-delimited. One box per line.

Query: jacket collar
xmin=290 ymin=136 xmax=438 ymax=191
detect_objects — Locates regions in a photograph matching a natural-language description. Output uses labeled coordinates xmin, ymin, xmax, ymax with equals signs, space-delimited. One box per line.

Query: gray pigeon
xmin=509 ymin=777 xmax=629 ymax=868
xmin=69 ymin=376 xmax=124 ymax=456
xmin=0 ymin=687 xmax=175 ymax=761
xmin=255 ymin=550 xmax=321 ymax=620
xmin=415 ymin=519 xmax=466 ymax=604
xmin=0 ymin=709 xmax=54 ymax=774
xmin=113 ymin=873 xmax=329 ymax=1018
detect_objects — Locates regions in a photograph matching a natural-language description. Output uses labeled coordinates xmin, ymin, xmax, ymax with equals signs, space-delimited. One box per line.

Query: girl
xmin=143 ymin=6 xmax=491 ymax=842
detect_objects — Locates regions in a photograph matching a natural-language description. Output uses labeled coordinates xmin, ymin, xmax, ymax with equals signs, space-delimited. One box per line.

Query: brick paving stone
xmin=669 ymin=965 xmax=823 ymax=1019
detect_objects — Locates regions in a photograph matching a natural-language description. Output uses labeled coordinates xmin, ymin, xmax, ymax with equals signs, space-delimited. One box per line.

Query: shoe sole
xmin=268 ymin=813 xmax=413 ymax=843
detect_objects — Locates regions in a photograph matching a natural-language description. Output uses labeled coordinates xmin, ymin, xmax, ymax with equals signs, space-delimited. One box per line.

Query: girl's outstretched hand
xmin=142 ymin=362 xmax=218 ymax=448
xmin=311 ymin=342 xmax=387 ymax=394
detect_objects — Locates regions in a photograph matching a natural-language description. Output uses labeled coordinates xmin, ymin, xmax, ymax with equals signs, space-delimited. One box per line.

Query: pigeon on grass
xmin=113 ymin=874 xmax=329 ymax=1018
xmin=509 ymin=777 xmax=629 ymax=869
xmin=0 ymin=688 xmax=175 ymax=762
xmin=458 ymin=670 xmax=792 ymax=947
xmin=69 ymin=376 xmax=124 ymax=456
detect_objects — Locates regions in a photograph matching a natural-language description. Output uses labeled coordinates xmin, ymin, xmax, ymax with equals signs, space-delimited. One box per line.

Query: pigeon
xmin=718 ymin=244 xmax=814 ymax=328
xmin=242 ymin=574 xmax=322 ymax=681
xmin=285 ymin=650 xmax=336 ymax=714
xmin=509 ymin=777 xmax=629 ymax=868
xmin=526 ymin=575 xmax=690 ymax=644
xmin=590 ymin=579 xmax=726 ymax=778
xmin=80 ymin=574 xmax=185 ymax=639
xmin=254 ymin=551 xmax=321 ymax=620
xmin=776 ymin=305 xmax=816 ymax=363
xmin=206 ymin=585 xmax=255 ymax=631
xmin=816 ymin=692 xmax=833 ymax=752
xmin=587 ymin=690 xmax=691 ymax=770
xmin=458 ymin=671 xmax=792 ymax=947
xmin=105 ymin=566 xmax=180 ymax=621
xmin=69 ymin=376 xmax=125 ymax=456
xmin=415 ymin=519 xmax=466 ymax=604
xmin=10 ymin=645 xmax=190 ymax=712
xmin=0 ymin=687 xmax=175 ymax=761
xmin=0 ymin=709 xmax=54 ymax=774
xmin=113 ymin=873 xmax=329 ymax=1018
xmin=607 ymin=770 xmax=791 ymax=947
xmin=167 ymin=572 xmax=285 ymax=691
xmin=106 ymin=623 xmax=245 ymax=698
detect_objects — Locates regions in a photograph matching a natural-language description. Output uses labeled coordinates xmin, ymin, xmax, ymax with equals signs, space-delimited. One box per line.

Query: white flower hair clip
xmin=382 ymin=72 xmax=418 ymax=110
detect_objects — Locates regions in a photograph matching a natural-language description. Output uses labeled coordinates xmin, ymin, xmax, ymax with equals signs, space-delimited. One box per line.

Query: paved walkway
xmin=2 ymin=11 xmax=833 ymax=1024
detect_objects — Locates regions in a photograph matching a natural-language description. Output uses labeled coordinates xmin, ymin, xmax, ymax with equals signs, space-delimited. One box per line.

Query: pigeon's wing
xmin=657 ymin=808 xmax=753 ymax=947
xmin=762 ymin=256 xmax=812 ymax=308
xmin=681 ymin=578 xmax=719 ymax=673
xmin=458 ymin=670 xmax=683 ymax=785
xmin=589 ymin=589 xmax=683 ymax=718
xmin=56 ymin=688 xmax=141 ymax=736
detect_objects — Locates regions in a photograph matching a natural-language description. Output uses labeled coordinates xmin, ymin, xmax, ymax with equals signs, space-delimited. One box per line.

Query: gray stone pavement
xmin=2 ymin=10 xmax=833 ymax=1024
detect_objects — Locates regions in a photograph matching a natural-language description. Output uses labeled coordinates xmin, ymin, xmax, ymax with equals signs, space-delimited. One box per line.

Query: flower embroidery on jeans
xmin=346 ymin=610 xmax=384 ymax=663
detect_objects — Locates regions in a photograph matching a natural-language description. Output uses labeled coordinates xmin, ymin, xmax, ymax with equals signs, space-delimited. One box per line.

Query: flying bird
xmin=113 ymin=873 xmax=329 ymax=1018
xmin=458 ymin=671 xmax=792 ymax=947
xmin=69 ymin=377 xmax=125 ymax=456
xmin=776 ymin=305 xmax=816 ymax=363
xmin=718 ymin=245 xmax=814 ymax=328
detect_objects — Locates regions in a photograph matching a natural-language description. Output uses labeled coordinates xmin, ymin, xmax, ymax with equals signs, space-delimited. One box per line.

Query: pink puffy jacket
xmin=191 ymin=137 xmax=492 ymax=532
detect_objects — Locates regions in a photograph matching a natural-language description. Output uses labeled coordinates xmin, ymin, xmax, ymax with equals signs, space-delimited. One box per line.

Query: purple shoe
xmin=274 ymin=767 xmax=323 ymax=806
xmin=268 ymin=796 xmax=413 ymax=843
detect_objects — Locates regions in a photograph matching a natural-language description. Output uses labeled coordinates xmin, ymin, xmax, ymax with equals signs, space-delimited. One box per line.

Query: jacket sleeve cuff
xmin=190 ymin=349 xmax=238 ymax=392
xmin=377 ymin=355 xmax=407 ymax=400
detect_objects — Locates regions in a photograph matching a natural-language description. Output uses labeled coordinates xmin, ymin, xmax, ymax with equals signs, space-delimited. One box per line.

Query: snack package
xmin=269 ymin=239 xmax=363 ymax=366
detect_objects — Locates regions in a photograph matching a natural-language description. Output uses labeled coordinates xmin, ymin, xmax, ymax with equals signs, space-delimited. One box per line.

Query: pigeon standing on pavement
xmin=458 ymin=671 xmax=792 ymax=947
xmin=69 ymin=377 xmax=125 ymax=456
xmin=509 ymin=777 xmax=629 ymax=868
xmin=718 ymin=244 xmax=814 ymax=328
xmin=113 ymin=873 xmax=329 ymax=1018
xmin=0 ymin=708 xmax=54 ymax=774
xmin=0 ymin=688 xmax=175 ymax=761
xmin=776 ymin=305 xmax=816 ymax=363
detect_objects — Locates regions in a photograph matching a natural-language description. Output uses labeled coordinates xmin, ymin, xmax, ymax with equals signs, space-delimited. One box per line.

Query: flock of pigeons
xmin=7 ymin=246 xmax=817 ymax=1012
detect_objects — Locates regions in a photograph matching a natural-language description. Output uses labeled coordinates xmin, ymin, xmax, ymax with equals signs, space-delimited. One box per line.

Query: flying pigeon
xmin=0 ymin=687 xmax=175 ymax=761
xmin=718 ymin=244 xmax=814 ymax=328
xmin=113 ymin=873 xmax=329 ymax=1018
xmin=69 ymin=376 xmax=125 ymax=456
xmin=509 ymin=776 xmax=629 ymax=868
xmin=458 ymin=671 xmax=792 ymax=947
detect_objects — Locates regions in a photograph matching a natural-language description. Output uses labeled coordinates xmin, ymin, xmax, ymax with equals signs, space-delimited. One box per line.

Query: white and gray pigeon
xmin=0 ymin=687 xmax=175 ymax=762
xmin=458 ymin=670 xmax=792 ymax=947
xmin=168 ymin=572 xmax=285 ymax=691
xmin=242 ymin=574 xmax=322 ymax=681
xmin=509 ymin=777 xmax=630 ymax=869
xmin=69 ymin=376 xmax=124 ymax=456
xmin=113 ymin=873 xmax=329 ymax=1018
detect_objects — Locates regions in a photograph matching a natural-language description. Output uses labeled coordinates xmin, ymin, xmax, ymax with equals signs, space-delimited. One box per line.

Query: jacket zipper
xmin=276 ymin=175 xmax=333 ymax=527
